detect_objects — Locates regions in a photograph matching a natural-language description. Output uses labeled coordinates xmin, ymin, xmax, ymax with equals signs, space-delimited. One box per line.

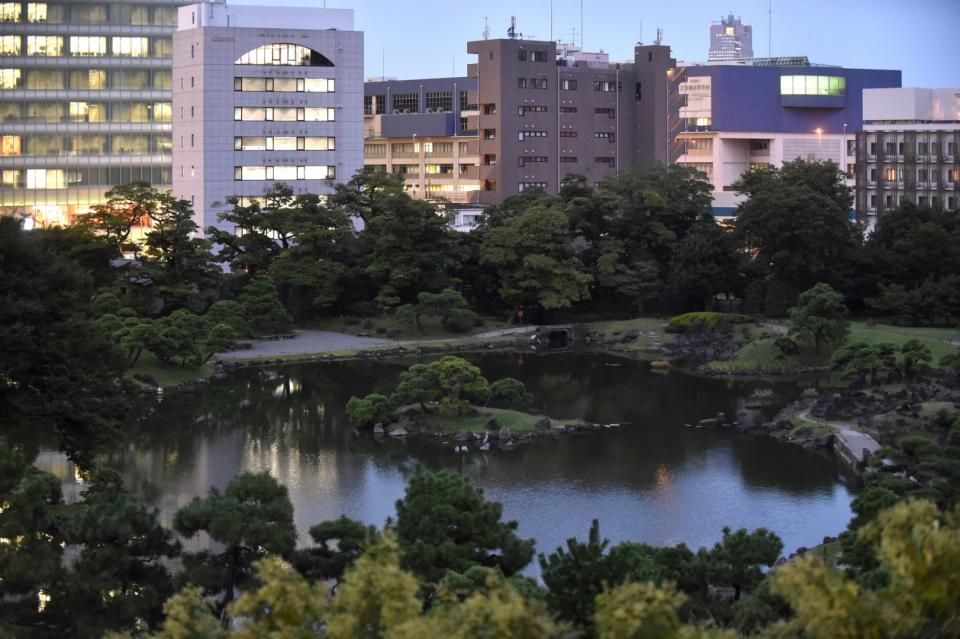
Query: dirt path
xmin=217 ymin=325 xmax=540 ymax=361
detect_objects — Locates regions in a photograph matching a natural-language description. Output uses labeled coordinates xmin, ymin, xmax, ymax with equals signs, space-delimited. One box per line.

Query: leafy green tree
xmin=229 ymin=557 xmax=328 ymax=639
xmin=239 ymin=276 xmax=293 ymax=335
xmin=771 ymin=499 xmax=960 ymax=639
xmin=345 ymin=394 xmax=394 ymax=429
xmin=293 ymin=516 xmax=381 ymax=590
xmin=0 ymin=439 xmax=65 ymax=631
xmin=595 ymin=581 xmax=737 ymax=639
xmin=485 ymin=377 xmax=532 ymax=408
xmin=734 ymin=160 xmax=861 ymax=306
xmin=174 ymin=473 xmax=297 ymax=610
xmin=480 ymin=202 xmax=592 ymax=314
xmin=142 ymin=192 xmax=221 ymax=312
xmin=202 ymin=323 xmax=237 ymax=363
xmin=708 ymin=526 xmax=782 ymax=601
xmin=324 ymin=533 xmax=421 ymax=639
xmin=205 ymin=300 xmax=253 ymax=338
xmin=391 ymin=573 xmax=562 ymax=639
xmin=539 ymin=519 xmax=615 ymax=631
xmin=393 ymin=356 xmax=489 ymax=416
xmin=788 ymin=283 xmax=850 ymax=356
xmin=899 ymin=339 xmax=932 ymax=377
xmin=394 ymin=467 xmax=535 ymax=584
xmin=393 ymin=289 xmax=476 ymax=334
xmin=83 ymin=181 xmax=160 ymax=254
xmin=207 ymin=183 xmax=303 ymax=276
xmin=270 ymin=193 xmax=361 ymax=314
xmin=667 ymin=217 xmax=741 ymax=311
xmin=833 ymin=342 xmax=897 ymax=386
xmin=0 ymin=217 xmax=129 ymax=465
xmin=51 ymin=469 xmax=179 ymax=637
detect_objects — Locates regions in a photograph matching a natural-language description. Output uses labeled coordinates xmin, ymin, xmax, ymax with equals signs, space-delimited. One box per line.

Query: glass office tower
xmin=0 ymin=0 xmax=220 ymax=227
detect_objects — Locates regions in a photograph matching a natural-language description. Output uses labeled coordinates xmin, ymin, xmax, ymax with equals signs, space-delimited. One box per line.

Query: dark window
xmin=392 ymin=93 xmax=418 ymax=113
xmin=635 ymin=82 xmax=642 ymax=101
xmin=531 ymin=78 xmax=548 ymax=89
xmin=484 ymin=103 xmax=497 ymax=115
xmin=648 ymin=51 xmax=652 ymax=62
xmin=560 ymin=131 xmax=578 ymax=138
xmin=749 ymin=140 xmax=769 ymax=151
xmin=518 ymin=130 xmax=547 ymax=140
xmin=517 ymin=156 xmax=548 ymax=166
xmin=595 ymin=157 xmax=616 ymax=167
xmin=363 ymin=95 xmax=373 ymax=116
xmin=459 ymin=90 xmax=469 ymax=110
xmin=561 ymin=79 xmax=577 ymax=90
xmin=560 ymin=106 xmax=578 ymax=113
xmin=559 ymin=156 xmax=577 ymax=162
xmin=518 ymin=105 xmax=548 ymax=116
xmin=531 ymin=50 xmax=548 ymax=62
xmin=374 ymin=95 xmax=386 ymax=114
xmin=426 ymin=91 xmax=452 ymax=112
xmin=595 ymin=108 xmax=615 ymax=118
xmin=518 ymin=49 xmax=526 ymax=61
xmin=517 ymin=77 xmax=527 ymax=89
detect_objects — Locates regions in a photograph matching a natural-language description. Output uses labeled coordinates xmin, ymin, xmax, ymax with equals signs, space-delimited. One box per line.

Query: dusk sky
xmin=232 ymin=0 xmax=960 ymax=88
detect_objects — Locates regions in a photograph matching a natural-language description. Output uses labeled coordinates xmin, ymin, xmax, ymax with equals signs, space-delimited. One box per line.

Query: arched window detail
xmin=234 ymin=43 xmax=334 ymax=67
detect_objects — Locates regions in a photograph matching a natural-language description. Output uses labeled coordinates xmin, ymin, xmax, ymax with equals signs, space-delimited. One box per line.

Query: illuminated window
xmin=0 ymin=3 xmax=20 ymax=22
xmin=153 ymin=102 xmax=172 ymax=122
xmin=234 ymin=43 xmax=334 ymax=66
xmin=1 ymin=135 xmax=20 ymax=156
xmin=304 ymin=165 xmax=334 ymax=179
xmin=69 ymin=101 xmax=106 ymax=122
xmin=234 ymin=165 xmax=335 ymax=180
xmin=27 ymin=36 xmax=62 ymax=56
xmin=69 ymin=36 xmax=107 ymax=57
xmin=112 ymin=37 xmax=148 ymax=57
xmin=303 ymin=136 xmax=335 ymax=150
xmin=0 ymin=35 xmax=21 ymax=55
xmin=780 ymin=75 xmax=846 ymax=96
xmin=304 ymin=77 xmax=333 ymax=92
xmin=26 ymin=169 xmax=66 ymax=189
xmin=885 ymin=167 xmax=895 ymax=181
xmin=27 ymin=3 xmax=51 ymax=22
xmin=0 ymin=68 xmax=20 ymax=88
xmin=2 ymin=169 xmax=23 ymax=187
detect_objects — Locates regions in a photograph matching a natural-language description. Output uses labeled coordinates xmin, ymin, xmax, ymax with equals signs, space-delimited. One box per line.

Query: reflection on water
xmin=28 ymin=352 xmax=855 ymax=564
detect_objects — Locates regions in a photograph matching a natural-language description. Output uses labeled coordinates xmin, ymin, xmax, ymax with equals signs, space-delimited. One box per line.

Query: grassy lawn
xmin=587 ymin=317 xmax=672 ymax=354
xmin=789 ymin=413 xmax=833 ymax=439
xmin=127 ymin=351 xmax=213 ymax=388
xmin=847 ymin=321 xmax=959 ymax=362
xmin=805 ymin=539 xmax=843 ymax=568
xmin=708 ymin=338 xmax=821 ymax=374
xmin=416 ymin=406 xmax=580 ymax=434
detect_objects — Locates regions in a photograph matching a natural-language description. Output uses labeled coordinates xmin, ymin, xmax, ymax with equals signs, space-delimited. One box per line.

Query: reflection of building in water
xmin=33 ymin=449 xmax=84 ymax=503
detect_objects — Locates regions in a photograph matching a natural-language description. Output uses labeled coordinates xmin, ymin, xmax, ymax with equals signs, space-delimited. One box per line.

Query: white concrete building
xmin=855 ymin=88 xmax=960 ymax=218
xmin=171 ymin=3 xmax=362 ymax=232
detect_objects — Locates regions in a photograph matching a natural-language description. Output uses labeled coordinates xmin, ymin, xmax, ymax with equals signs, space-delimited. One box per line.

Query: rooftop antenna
xmin=580 ymin=0 xmax=583 ymax=49
xmin=482 ymin=16 xmax=490 ymax=40
xmin=768 ymin=0 xmax=772 ymax=56
xmin=655 ymin=26 xmax=663 ymax=46
xmin=507 ymin=16 xmax=518 ymax=39
xmin=639 ymin=20 xmax=643 ymax=45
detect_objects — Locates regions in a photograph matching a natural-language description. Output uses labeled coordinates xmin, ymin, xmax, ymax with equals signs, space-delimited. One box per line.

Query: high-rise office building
xmin=0 ymin=0 xmax=211 ymax=228
xmin=708 ymin=14 xmax=752 ymax=62
xmin=855 ymin=88 xmax=960 ymax=218
xmin=171 ymin=2 xmax=363 ymax=232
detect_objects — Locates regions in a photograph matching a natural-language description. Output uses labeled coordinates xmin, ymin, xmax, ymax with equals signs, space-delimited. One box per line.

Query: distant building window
xmin=112 ymin=36 xmax=148 ymax=57
xmin=593 ymin=80 xmax=616 ymax=92
xmin=560 ymin=131 xmax=578 ymax=138
xmin=234 ymin=165 xmax=335 ymax=181
xmin=594 ymin=132 xmax=615 ymax=142
xmin=560 ymin=106 xmax=577 ymax=113
xmin=517 ymin=77 xmax=527 ymax=89
xmin=749 ymin=140 xmax=769 ymax=151
xmin=363 ymin=95 xmax=373 ymax=116
xmin=531 ymin=78 xmax=548 ymax=89
xmin=518 ymin=130 xmax=547 ymax=141
xmin=779 ymin=75 xmax=845 ymax=96
xmin=517 ymin=155 xmax=548 ymax=166
xmin=596 ymin=157 xmax=616 ymax=167
xmin=530 ymin=51 xmax=548 ymax=62
xmin=483 ymin=104 xmax=497 ymax=115
xmin=426 ymin=91 xmax=452 ymax=112
xmin=392 ymin=92 xmax=418 ymax=113
xmin=69 ymin=36 xmax=106 ymax=56
xmin=559 ymin=156 xmax=577 ymax=162
xmin=518 ymin=105 xmax=548 ymax=116
xmin=0 ymin=3 xmax=21 ymax=22
xmin=0 ymin=35 xmax=20 ymax=55
xmin=26 ymin=35 xmax=61 ymax=56
xmin=595 ymin=107 xmax=615 ymax=118
xmin=518 ymin=181 xmax=548 ymax=192
xmin=561 ymin=79 xmax=577 ymax=90
xmin=235 ymin=43 xmax=334 ymax=66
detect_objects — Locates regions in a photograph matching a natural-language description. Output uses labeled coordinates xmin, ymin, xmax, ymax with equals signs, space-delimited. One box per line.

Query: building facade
xmin=672 ymin=58 xmax=901 ymax=216
xmin=171 ymin=2 xmax=362 ymax=232
xmin=855 ymin=88 xmax=960 ymax=218
xmin=708 ymin=14 xmax=752 ymax=62
xmin=0 ymin=0 xmax=204 ymax=228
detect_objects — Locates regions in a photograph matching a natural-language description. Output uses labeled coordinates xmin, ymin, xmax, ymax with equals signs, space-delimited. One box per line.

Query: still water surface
xmin=35 ymin=352 xmax=855 ymax=562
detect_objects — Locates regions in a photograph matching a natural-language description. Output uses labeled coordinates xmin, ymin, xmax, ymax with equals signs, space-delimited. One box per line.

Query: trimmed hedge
xmin=666 ymin=312 xmax=755 ymax=333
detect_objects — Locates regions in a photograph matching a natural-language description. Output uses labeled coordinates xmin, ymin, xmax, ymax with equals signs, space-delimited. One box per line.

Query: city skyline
xmin=231 ymin=0 xmax=959 ymax=88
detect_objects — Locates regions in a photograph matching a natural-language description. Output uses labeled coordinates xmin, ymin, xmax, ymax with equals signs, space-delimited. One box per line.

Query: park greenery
xmin=2 ymin=158 xmax=960 ymax=636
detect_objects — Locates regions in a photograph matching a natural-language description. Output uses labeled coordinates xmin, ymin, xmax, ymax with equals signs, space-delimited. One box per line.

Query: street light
xmin=815 ymin=127 xmax=823 ymax=144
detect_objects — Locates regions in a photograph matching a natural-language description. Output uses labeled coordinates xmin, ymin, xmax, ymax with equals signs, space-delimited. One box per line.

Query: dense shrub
xmin=666 ymin=312 xmax=754 ymax=334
